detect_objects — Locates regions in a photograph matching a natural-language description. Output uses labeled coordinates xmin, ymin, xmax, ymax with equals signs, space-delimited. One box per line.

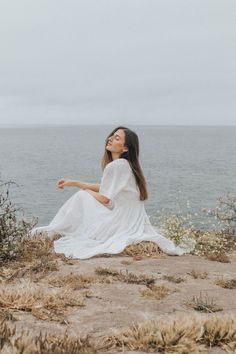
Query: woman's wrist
xmin=73 ymin=180 xmax=84 ymax=188
xmin=66 ymin=180 xmax=79 ymax=187
xmin=64 ymin=180 xmax=86 ymax=188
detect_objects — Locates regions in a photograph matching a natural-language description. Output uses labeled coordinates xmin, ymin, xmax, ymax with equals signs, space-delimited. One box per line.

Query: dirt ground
xmin=2 ymin=251 xmax=235 ymax=353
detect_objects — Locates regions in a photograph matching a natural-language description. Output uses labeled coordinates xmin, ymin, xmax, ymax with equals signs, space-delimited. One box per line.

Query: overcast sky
xmin=0 ymin=0 xmax=235 ymax=126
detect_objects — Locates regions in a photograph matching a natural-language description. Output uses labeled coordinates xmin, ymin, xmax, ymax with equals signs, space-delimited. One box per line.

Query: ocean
xmin=0 ymin=125 xmax=235 ymax=231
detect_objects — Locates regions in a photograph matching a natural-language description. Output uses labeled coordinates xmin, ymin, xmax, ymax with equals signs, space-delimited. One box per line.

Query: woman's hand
xmin=57 ymin=179 xmax=70 ymax=189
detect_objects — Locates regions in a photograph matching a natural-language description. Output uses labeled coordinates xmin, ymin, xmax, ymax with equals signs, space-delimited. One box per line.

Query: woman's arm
xmin=85 ymin=189 xmax=110 ymax=205
xmin=70 ymin=181 xmax=100 ymax=192
xmin=57 ymin=179 xmax=100 ymax=192
xmin=57 ymin=179 xmax=109 ymax=205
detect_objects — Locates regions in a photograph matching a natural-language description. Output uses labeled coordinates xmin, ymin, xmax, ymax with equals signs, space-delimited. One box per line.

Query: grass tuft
xmin=186 ymin=292 xmax=223 ymax=313
xmin=188 ymin=269 xmax=209 ymax=279
xmin=215 ymin=276 xmax=236 ymax=289
xmin=140 ymin=284 xmax=177 ymax=300
xmin=0 ymin=281 xmax=88 ymax=322
xmin=162 ymin=275 xmax=185 ymax=283
xmin=95 ymin=267 xmax=155 ymax=286
xmin=105 ymin=314 xmax=236 ymax=353
xmin=48 ymin=272 xmax=95 ymax=290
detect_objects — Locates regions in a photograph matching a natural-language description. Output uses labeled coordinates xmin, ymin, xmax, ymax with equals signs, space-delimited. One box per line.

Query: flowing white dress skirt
xmin=30 ymin=159 xmax=195 ymax=259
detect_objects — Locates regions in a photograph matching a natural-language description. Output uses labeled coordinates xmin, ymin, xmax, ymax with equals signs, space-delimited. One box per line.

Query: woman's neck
xmin=111 ymin=153 xmax=120 ymax=160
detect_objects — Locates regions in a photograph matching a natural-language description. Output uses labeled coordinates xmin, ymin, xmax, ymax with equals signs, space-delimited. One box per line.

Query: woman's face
xmin=106 ymin=129 xmax=128 ymax=154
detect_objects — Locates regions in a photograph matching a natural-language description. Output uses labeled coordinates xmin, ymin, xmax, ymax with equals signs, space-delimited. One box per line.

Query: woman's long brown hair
xmin=101 ymin=126 xmax=148 ymax=201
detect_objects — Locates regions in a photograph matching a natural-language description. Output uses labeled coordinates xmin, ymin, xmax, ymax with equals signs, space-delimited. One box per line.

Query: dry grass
xmin=140 ymin=284 xmax=177 ymax=300
xmin=0 ymin=260 xmax=59 ymax=284
xmin=2 ymin=313 xmax=236 ymax=353
xmin=188 ymin=269 xmax=209 ymax=279
xmin=120 ymin=260 xmax=133 ymax=265
xmin=94 ymin=266 xmax=155 ymax=286
xmin=0 ymin=319 xmax=100 ymax=354
xmin=17 ymin=234 xmax=55 ymax=262
xmin=105 ymin=313 xmax=236 ymax=353
xmin=0 ymin=308 xmax=17 ymax=322
xmin=0 ymin=235 xmax=61 ymax=284
xmin=47 ymin=272 xmax=96 ymax=290
xmin=206 ymin=253 xmax=231 ymax=263
xmin=162 ymin=275 xmax=185 ymax=283
xmin=186 ymin=292 xmax=223 ymax=313
xmin=95 ymin=267 xmax=120 ymax=277
xmin=0 ymin=281 xmax=90 ymax=322
xmin=215 ymin=276 xmax=236 ymax=289
xmin=94 ymin=241 xmax=165 ymax=261
xmin=201 ymin=315 xmax=236 ymax=350
xmin=119 ymin=241 xmax=165 ymax=259
xmin=93 ymin=241 xmax=165 ymax=260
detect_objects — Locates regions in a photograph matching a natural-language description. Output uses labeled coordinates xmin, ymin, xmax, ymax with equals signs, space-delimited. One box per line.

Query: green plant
xmin=0 ymin=180 xmax=38 ymax=263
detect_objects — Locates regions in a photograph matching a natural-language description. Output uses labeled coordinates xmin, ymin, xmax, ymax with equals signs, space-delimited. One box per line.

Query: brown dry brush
xmin=0 ymin=235 xmax=61 ymax=284
xmin=0 ymin=318 xmax=100 ymax=354
xmin=186 ymin=292 xmax=223 ymax=313
xmin=140 ymin=284 xmax=178 ymax=300
xmin=95 ymin=240 xmax=165 ymax=260
xmin=1 ymin=313 xmax=236 ymax=353
xmin=214 ymin=276 xmax=236 ymax=289
xmin=0 ymin=180 xmax=38 ymax=264
xmin=104 ymin=314 xmax=236 ymax=354
xmin=0 ymin=181 xmax=66 ymax=280
xmin=15 ymin=235 xmax=60 ymax=275
xmin=162 ymin=275 xmax=185 ymax=283
xmin=0 ymin=281 xmax=91 ymax=323
xmin=119 ymin=240 xmax=165 ymax=259
xmin=187 ymin=269 xmax=209 ymax=279
xmin=94 ymin=266 xmax=155 ymax=286
xmin=47 ymin=272 xmax=96 ymax=290
xmin=0 ymin=181 xmax=69 ymax=283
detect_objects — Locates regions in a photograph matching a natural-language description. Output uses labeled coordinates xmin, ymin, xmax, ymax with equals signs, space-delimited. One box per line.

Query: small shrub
xmin=186 ymin=292 xmax=223 ymax=313
xmin=119 ymin=241 xmax=164 ymax=259
xmin=202 ymin=192 xmax=236 ymax=234
xmin=0 ymin=281 xmax=88 ymax=322
xmin=215 ymin=277 xmax=236 ymax=289
xmin=48 ymin=273 xmax=95 ymax=290
xmin=158 ymin=212 xmax=196 ymax=251
xmin=0 ymin=180 xmax=38 ymax=264
xmin=188 ymin=270 xmax=208 ymax=279
xmin=162 ymin=275 xmax=185 ymax=283
xmin=140 ymin=284 xmax=177 ymax=300
xmin=193 ymin=229 xmax=234 ymax=261
xmin=94 ymin=267 xmax=155 ymax=286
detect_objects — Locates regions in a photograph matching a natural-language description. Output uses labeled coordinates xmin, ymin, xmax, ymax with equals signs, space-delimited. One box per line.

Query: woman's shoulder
xmin=110 ymin=158 xmax=129 ymax=166
xmin=105 ymin=158 xmax=130 ymax=172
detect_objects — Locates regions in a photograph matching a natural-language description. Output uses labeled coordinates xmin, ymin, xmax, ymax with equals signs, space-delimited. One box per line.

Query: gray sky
xmin=0 ymin=0 xmax=235 ymax=126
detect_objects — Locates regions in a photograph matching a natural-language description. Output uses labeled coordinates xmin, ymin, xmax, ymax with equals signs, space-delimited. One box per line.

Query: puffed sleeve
xmin=99 ymin=159 xmax=132 ymax=201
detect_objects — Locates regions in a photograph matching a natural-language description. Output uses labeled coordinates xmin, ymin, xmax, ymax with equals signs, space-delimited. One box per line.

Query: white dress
xmin=30 ymin=158 xmax=194 ymax=259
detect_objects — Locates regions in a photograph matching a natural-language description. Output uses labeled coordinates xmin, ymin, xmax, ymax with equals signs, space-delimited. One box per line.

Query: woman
xmin=31 ymin=126 xmax=194 ymax=259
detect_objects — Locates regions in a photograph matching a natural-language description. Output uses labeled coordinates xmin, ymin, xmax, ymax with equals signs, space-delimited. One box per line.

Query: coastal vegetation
xmin=0 ymin=180 xmax=236 ymax=353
